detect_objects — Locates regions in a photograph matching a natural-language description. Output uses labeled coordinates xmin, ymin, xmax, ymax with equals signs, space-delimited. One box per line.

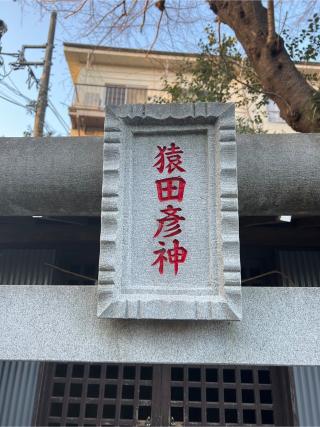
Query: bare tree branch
xmin=148 ymin=7 xmax=164 ymax=52
xmin=65 ymin=0 xmax=89 ymax=18
xmin=82 ymin=1 xmax=126 ymax=38
xmin=140 ymin=0 xmax=150 ymax=32
xmin=25 ymin=0 xmax=320 ymax=132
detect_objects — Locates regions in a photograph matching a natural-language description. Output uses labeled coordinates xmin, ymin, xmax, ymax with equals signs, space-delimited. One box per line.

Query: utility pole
xmin=33 ymin=11 xmax=57 ymax=137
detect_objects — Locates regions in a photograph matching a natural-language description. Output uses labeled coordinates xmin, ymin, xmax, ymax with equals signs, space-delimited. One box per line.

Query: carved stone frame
xmin=98 ymin=103 xmax=241 ymax=320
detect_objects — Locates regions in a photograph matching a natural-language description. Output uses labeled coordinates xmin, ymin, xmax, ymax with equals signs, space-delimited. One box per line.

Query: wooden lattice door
xmin=34 ymin=363 xmax=294 ymax=426
xmin=163 ymin=365 xmax=294 ymax=426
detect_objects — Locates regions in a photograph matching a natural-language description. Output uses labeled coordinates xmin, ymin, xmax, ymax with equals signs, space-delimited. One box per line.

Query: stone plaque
xmin=98 ymin=103 xmax=241 ymax=320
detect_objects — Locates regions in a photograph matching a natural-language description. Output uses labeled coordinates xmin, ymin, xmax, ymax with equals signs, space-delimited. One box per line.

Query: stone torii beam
xmin=0 ymin=133 xmax=319 ymax=216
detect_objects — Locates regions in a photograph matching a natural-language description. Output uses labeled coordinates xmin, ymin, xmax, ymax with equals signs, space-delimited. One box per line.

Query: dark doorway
xmin=34 ymin=363 xmax=294 ymax=426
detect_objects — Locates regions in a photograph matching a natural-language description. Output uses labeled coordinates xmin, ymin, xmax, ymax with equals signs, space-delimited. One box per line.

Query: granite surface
xmin=0 ymin=133 xmax=320 ymax=216
xmin=98 ymin=103 xmax=241 ymax=320
xmin=0 ymin=286 xmax=319 ymax=365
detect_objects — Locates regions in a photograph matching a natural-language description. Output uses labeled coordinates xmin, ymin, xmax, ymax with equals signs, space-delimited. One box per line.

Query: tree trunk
xmin=208 ymin=0 xmax=320 ymax=132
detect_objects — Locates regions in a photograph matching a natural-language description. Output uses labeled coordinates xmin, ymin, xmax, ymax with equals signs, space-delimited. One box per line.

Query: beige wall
xmin=77 ymin=64 xmax=294 ymax=133
xmin=76 ymin=61 xmax=180 ymax=100
xmin=70 ymin=128 xmax=103 ymax=136
xmin=68 ymin=48 xmax=319 ymax=135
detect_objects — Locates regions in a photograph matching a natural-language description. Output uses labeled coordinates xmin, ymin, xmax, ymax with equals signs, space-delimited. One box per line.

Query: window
xmin=105 ymin=85 xmax=147 ymax=106
xmin=105 ymin=85 xmax=126 ymax=105
xmin=36 ymin=364 xmax=293 ymax=426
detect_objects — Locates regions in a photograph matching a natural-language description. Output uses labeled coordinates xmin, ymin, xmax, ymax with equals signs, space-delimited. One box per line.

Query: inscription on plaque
xmin=152 ymin=142 xmax=187 ymax=276
xmin=98 ymin=103 xmax=241 ymax=320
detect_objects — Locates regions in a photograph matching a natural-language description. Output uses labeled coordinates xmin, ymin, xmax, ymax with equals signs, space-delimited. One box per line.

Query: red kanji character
xmin=154 ymin=205 xmax=185 ymax=238
xmin=167 ymin=239 xmax=188 ymax=275
xmin=153 ymin=143 xmax=186 ymax=174
xmin=165 ymin=143 xmax=186 ymax=174
xmin=151 ymin=241 xmax=167 ymax=275
xmin=155 ymin=177 xmax=186 ymax=202
xmin=153 ymin=146 xmax=167 ymax=173
xmin=152 ymin=240 xmax=188 ymax=275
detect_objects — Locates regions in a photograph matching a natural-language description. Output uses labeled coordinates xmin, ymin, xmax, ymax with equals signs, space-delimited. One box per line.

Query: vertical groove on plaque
xmin=218 ymin=105 xmax=241 ymax=289
xmin=137 ymin=299 xmax=141 ymax=318
xmin=98 ymin=108 xmax=122 ymax=310
xmin=125 ymin=300 xmax=129 ymax=318
xmin=195 ymin=301 xmax=199 ymax=319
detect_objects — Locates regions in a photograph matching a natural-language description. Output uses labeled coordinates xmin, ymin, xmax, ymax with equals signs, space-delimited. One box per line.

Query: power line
xmin=0 ymin=76 xmax=69 ymax=134
xmin=8 ymin=60 xmax=66 ymax=133
xmin=0 ymin=62 xmax=13 ymax=81
xmin=48 ymin=99 xmax=69 ymax=132
xmin=48 ymin=106 xmax=68 ymax=132
xmin=0 ymin=92 xmax=27 ymax=108
xmin=0 ymin=87 xmax=27 ymax=104
xmin=0 ymin=81 xmax=36 ymax=116
xmin=0 ymin=80 xmax=33 ymax=102
xmin=1 ymin=11 xmax=58 ymax=137
xmin=0 ymin=87 xmax=55 ymax=135
xmin=8 ymin=73 xmax=34 ymax=99
xmin=1 ymin=65 xmax=68 ymax=133
xmin=48 ymin=99 xmax=68 ymax=127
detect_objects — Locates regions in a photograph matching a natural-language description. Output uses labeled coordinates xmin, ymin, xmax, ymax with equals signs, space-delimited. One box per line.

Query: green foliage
xmin=153 ymin=17 xmax=320 ymax=133
xmin=283 ymin=13 xmax=320 ymax=122
xmin=283 ymin=13 xmax=320 ymax=63
xmin=153 ymin=26 xmax=267 ymax=133
xmin=164 ymin=32 xmax=240 ymax=103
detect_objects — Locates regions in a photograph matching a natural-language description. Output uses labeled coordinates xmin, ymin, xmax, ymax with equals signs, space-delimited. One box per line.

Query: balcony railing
xmin=72 ymin=84 xmax=150 ymax=110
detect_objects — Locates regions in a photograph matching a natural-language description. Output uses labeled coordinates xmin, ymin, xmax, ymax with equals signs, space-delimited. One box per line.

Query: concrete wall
xmin=1 ymin=133 xmax=320 ymax=216
xmin=0 ymin=286 xmax=319 ymax=365
xmin=279 ymin=251 xmax=320 ymax=427
xmin=0 ymin=249 xmax=55 ymax=427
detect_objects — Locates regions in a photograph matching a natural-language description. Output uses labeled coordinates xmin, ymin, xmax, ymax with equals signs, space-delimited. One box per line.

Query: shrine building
xmin=0 ymin=43 xmax=320 ymax=427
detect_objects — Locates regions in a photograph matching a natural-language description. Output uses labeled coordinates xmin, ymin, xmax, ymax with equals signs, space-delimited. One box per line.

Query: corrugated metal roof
xmin=0 ymin=361 xmax=40 ymax=427
xmin=0 ymin=249 xmax=55 ymax=285
xmin=279 ymin=250 xmax=320 ymax=287
xmin=279 ymin=250 xmax=320 ymax=426
xmin=0 ymin=249 xmax=55 ymax=426
xmin=293 ymin=366 xmax=320 ymax=427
